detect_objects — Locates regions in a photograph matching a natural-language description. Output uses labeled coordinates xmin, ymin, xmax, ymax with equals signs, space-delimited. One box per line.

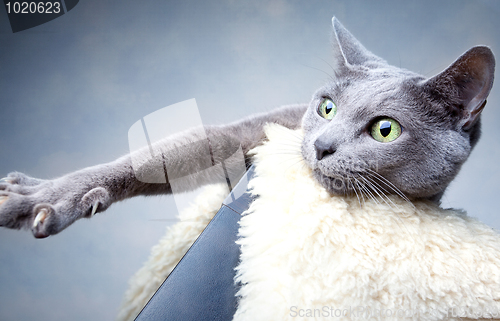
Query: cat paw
xmin=0 ymin=172 xmax=111 ymax=238
xmin=1 ymin=172 xmax=45 ymax=186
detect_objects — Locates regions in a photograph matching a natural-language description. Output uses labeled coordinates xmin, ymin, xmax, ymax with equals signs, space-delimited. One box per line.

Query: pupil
xmin=380 ymin=121 xmax=391 ymax=137
xmin=325 ymin=102 xmax=332 ymax=114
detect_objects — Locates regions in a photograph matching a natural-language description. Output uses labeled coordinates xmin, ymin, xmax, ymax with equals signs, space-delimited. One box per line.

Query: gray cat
xmin=0 ymin=18 xmax=495 ymax=239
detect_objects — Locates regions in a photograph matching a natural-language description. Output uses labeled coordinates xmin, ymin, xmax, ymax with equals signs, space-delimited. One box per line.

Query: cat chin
xmin=312 ymin=169 xmax=351 ymax=196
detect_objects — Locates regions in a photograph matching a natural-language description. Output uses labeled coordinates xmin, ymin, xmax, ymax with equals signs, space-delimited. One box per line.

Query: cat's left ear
xmin=424 ymin=46 xmax=495 ymax=130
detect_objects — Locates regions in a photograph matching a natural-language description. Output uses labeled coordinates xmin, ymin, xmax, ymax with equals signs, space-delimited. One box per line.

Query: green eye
xmin=370 ymin=118 xmax=402 ymax=143
xmin=318 ymin=99 xmax=337 ymax=120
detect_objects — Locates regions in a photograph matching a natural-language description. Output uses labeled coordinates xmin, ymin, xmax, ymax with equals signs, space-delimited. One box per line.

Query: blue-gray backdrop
xmin=1 ymin=1 xmax=499 ymax=320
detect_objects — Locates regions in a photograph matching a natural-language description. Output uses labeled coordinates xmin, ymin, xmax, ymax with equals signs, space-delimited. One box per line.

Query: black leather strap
xmin=135 ymin=166 xmax=255 ymax=321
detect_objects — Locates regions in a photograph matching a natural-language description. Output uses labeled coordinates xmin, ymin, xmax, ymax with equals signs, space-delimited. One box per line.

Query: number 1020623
xmin=5 ymin=2 xmax=62 ymax=14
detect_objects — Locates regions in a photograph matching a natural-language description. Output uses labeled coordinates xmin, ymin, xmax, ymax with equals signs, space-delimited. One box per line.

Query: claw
xmin=0 ymin=195 xmax=7 ymax=205
xmin=33 ymin=209 xmax=48 ymax=228
xmin=91 ymin=201 xmax=99 ymax=216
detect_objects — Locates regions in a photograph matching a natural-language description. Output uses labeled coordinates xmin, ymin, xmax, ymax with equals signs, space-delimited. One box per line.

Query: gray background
xmin=0 ymin=0 xmax=499 ymax=320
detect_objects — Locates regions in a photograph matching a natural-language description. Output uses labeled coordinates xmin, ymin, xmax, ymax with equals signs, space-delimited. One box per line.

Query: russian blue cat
xmin=0 ymin=18 xmax=494 ymax=239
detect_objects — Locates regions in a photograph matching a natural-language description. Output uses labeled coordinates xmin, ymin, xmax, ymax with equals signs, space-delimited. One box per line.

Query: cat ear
xmin=425 ymin=46 xmax=495 ymax=130
xmin=331 ymin=17 xmax=386 ymax=70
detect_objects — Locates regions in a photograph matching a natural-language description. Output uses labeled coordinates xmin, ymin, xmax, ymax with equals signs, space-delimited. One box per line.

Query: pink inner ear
xmin=463 ymin=100 xmax=487 ymax=130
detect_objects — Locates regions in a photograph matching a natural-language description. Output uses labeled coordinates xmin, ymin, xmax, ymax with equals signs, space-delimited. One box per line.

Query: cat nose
xmin=314 ymin=139 xmax=336 ymax=160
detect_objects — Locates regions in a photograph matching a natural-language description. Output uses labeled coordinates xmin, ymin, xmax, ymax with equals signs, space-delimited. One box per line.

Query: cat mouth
xmin=312 ymin=167 xmax=410 ymax=204
xmin=311 ymin=158 xmax=377 ymax=195
xmin=312 ymin=168 xmax=360 ymax=195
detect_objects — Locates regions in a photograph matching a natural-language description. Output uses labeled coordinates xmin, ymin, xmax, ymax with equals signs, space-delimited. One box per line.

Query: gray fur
xmin=0 ymin=17 xmax=495 ymax=238
xmin=0 ymin=104 xmax=305 ymax=238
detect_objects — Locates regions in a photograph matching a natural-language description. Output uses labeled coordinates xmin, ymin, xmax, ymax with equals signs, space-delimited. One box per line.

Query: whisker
xmin=277 ymin=140 xmax=302 ymax=148
xmin=360 ymin=175 xmax=417 ymax=243
xmin=263 ymin=152 xmax=303 ymax=157
xmin=282 ymin=158 xmax=307 ymax=172
xmin=355 ymin=175 xmax=416 ymax=246
xmin=360 ymin=175 xmax=401 ymax=211
xmin=282 ymin=130 xmax=304 ymax=139
xmin=267 ymin=153 xmax=307 ymax=175
xmin=297 ymin=54 xmax=336 ymax=80
xmin=366 ymin=176 xmax=406 ymax=212
xmin=348 ymin=175 xmax=362 ymax=208
xmin=366 ymin=169 xmax=414 ymax=207
xmin=270 ymin=156 xmax=304 ymax=169
xmin=281 ymin=133 xmax=304 ymax=142
xmin=358 ymin=175 xmax=390 ymax=207
xmin=261 ymin=145 xmax=300 ymax=150
xmin=385 ymin=211 xmax=417 ymax=244
xmin=364 ymin=174 xmax=390 ymax=195
xmin=259 ymin=148 xmax=302 ymax=156
xmin=366 ymin=171 xmax=408 ymax=203
xmin=352 ymin=177 xmax=368 ymax=205
xmin=296 ymin=62 xmax=334 ymax=80
xmin=355 ymin=176 xmax=380 ymax=205
xmin=269 ymin=126 xmax=304 ymax=139
xmin=315 ymin=56 xmax=336 ymax=78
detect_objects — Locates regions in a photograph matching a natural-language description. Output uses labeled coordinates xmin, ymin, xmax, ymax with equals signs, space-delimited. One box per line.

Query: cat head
xmin=301 ymin=17 xmax=495 ymax=201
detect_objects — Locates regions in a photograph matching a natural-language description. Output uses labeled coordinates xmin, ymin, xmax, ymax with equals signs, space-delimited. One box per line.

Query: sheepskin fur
xmin=118 ymin=124 xmax=500 ymax=321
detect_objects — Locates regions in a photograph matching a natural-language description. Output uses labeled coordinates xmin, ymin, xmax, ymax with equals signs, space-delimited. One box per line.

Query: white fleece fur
xmin=118 ymin=124 xmax=500 ymax=321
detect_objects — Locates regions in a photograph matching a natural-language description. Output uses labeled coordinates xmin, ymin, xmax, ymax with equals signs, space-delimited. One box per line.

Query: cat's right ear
xmin=331 ymin=17 xmax=386 ymax=73
xmin=424 ymin=46 xmax=495 ymax=131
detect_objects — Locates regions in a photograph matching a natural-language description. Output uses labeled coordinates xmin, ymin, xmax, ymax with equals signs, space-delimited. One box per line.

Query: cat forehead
xmin=317 ymin=71 xmax=425 ymax=115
